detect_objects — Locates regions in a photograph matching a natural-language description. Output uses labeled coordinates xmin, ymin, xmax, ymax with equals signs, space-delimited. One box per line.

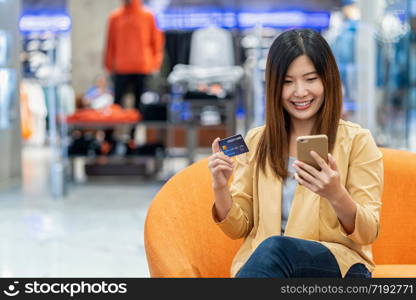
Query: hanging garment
xmin=165 ymin=30 xmax=193 ymax=74
xmin=189 ymin=26 xmax=235 ymax=67
xmin=21 ymin=79 xmax=48 ymax=146
xmin=20 ymin=83 xmax=33 ymax=140
xmin=167 ymin=26 xmax=244 ymax=96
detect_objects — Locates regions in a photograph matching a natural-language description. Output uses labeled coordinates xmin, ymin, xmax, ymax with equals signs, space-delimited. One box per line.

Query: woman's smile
xmin=290 ymin=99 xmax=315 ymax=110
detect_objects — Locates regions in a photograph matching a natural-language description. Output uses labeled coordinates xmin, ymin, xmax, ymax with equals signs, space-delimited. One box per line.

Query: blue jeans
xmin=235 ymin=236 xmax=371 ymax=278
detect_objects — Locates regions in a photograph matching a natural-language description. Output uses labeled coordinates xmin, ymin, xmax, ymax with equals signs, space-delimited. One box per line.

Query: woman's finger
xmin=310 ymin=151 xmax=330 ymax=172
xmin=211 ymin=137 xmax=221 ymax=154
xmin=208 ymin=155 xmax=233 ymax=169
xmin=295 ymin=172 xmax=320 ymax=194
xmin=328 ymin=153 xmax=338 ymax=171
xmin=214 ymin=152 xmax=234 ymax=165
xmin=293 ymin=159 xmax=319 ymax=177
xmin=212 ymin=164 xmax=234 ymax=175
xmin=293 ymin=164 xmax=319 ymax=186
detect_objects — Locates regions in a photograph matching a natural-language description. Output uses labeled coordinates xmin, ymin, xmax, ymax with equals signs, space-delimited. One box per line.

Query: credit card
xmin=218 ymin=134 xmax=249 ymax=157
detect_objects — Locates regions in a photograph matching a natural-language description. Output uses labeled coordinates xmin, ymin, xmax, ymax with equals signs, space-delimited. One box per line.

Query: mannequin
xmin=104 ymin=0 xmax=164 ymax=114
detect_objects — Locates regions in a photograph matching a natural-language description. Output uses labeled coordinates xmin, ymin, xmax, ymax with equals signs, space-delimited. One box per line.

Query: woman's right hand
xmin=208 ymin=137 xmax=234 ymax=190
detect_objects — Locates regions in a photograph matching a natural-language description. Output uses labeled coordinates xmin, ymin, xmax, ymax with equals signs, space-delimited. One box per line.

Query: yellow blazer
xmin=213 ymin=119 xmax=384 ymax=277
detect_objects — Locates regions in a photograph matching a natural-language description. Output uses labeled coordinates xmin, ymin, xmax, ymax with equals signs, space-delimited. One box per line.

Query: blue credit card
xmin=219 ymin=134 xmax=249 ymax=157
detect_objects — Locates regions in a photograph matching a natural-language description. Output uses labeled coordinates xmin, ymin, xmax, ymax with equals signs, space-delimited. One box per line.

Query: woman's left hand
xmin=293 ymin=151 xmax=346 ymax=202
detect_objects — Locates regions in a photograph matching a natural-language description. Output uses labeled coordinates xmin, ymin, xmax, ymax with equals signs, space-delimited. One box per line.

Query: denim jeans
xmin=235 ymin=236 xmax=371 ymax=278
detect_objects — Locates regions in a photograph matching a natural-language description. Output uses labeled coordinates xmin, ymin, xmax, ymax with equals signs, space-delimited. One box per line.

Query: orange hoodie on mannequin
xmin=104 ymin=0 xmax=164 ymax=74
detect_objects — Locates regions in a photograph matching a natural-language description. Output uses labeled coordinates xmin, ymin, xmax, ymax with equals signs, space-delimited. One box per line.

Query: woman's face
xmin=281 ymin=55 xmax=324 ymax=123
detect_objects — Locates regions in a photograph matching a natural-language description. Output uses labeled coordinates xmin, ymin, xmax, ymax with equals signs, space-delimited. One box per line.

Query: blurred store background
xmin=0 ymin=0 xmax=414 ymax=277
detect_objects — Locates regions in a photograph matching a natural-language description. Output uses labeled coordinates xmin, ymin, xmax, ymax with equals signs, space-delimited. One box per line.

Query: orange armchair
xmin=144 ymin=148 xmax=416 ymax=277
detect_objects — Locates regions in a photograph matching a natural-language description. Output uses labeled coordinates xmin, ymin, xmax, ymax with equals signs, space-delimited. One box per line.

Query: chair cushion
xmin=145 ymin=158 xmax=242 ymax=277
xmin=373 ymin=265 xmax=416 ymax=278
xmin=372 ymin=149 xmax=416 ymax=265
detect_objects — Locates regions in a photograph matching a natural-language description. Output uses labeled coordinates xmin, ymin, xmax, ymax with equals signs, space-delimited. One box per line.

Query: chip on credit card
xmin=218 ymin=134 xmax=249 ymax=157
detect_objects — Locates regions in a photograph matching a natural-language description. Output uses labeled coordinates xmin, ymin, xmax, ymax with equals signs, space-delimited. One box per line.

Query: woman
xmin=208 ymin=29 xmax=383 ymax=278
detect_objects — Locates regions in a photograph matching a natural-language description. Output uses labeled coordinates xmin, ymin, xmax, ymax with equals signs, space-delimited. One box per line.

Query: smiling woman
xmin=282 ymin=55 xmax=324 ymax=125
xmin=207 ymin=29 xmax=383 ymax=278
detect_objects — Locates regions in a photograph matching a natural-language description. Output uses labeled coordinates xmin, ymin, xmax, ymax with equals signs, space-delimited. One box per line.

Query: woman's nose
xmin=294 ymin=83 xmax=308 ymax=97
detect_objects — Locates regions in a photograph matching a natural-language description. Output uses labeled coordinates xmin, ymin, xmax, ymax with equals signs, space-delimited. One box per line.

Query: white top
xmin=281 ymin=156 xmax=297 ymax=235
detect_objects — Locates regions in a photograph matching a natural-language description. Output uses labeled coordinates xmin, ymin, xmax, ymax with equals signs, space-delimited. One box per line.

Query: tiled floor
xmin=0 ymin=146 xmax=168 ymax=277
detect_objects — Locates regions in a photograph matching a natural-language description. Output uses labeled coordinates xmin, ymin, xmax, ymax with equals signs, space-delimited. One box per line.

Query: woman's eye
xmin=307 ymin=77 xmax=317 ymax=82
xmin=283 ymin=80 xmax=292 ymax=84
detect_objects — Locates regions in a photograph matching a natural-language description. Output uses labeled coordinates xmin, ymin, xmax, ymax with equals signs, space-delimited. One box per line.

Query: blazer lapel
xmin=257 ymin=162 xmax=282 ymax=236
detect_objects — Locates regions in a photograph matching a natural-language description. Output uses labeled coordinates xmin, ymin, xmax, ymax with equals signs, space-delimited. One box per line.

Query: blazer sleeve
xmin=340 ymin=129 xmax=384 ymax=245
xmin=211 ymin=129 xmax=257 ymax=239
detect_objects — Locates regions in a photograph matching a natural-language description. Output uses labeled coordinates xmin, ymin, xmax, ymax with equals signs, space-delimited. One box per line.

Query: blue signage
xmin=19 ymin=14 xmax=71 ymax=34
xmin=156 ymin=10 xmax=330 ymax=31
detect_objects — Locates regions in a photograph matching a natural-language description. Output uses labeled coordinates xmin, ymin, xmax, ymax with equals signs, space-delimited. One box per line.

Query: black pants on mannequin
xmin=113 ymin=73 xmax=147 ymax=112
xmin=104 ymin=73 xmax=147 ymax=145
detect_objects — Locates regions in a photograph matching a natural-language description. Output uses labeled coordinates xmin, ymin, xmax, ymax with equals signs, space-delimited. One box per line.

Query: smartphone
xmin=296 ymin=134 xmax=328 ymax=170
